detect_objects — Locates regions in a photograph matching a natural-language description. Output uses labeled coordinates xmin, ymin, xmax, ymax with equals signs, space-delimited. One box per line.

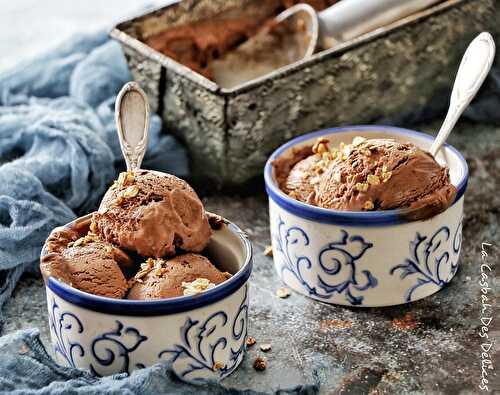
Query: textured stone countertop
xmin=3 ymin=122 xmax=499 ymax=394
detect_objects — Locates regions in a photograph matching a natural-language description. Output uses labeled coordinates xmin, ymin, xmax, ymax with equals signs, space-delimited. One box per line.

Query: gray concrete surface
xmin=4 ymin=121 xmax=500 ymax=393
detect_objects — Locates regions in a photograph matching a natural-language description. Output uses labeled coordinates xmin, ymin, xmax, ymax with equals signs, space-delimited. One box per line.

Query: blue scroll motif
xmin=158 ymin=285 xmax=248 ymax=381
xmin=390 ymin=224 xmax=460 ymax=303
xmin=274 ymin=218 xmax=377 ymax=305
xmin=89 ymin=320 xmax=148 ymax=376
xmin=453 ymin=217 xmax=463 ymax=254
xmin=49 ymin=298 xmax=84 ymax=368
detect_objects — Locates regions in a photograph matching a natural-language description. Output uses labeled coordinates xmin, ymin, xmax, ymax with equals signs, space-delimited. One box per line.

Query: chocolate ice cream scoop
xmin=91 ymin=170 xmax=212 ymax=258
xmin=91 ymin=83 xmax=211 ymax=258
xmin=277 ymin=136 xmax=457 ymax=220
xmin=41 ymin=228 xmax=132 ymax=299
xmin=317 ymin=138 xmax=456 ymax=217
xmin=127 ymin=253 xmax=231 ymax=300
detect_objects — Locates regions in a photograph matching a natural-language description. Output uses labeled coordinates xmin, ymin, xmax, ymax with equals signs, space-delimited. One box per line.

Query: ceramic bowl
xmin=264 ymin=126 xmax=467 ymax=307
xmin=41 ymin=213 xmax=252 ymax=381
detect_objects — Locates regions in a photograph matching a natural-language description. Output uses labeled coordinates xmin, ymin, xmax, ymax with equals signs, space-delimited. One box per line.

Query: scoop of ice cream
xmin=283 ymin=153 xmax=322 ymax=204
xmin=41 ymin=230 xmax=131 ymax=299
xmin=316 ymin=138 xmax=456 ymax=216
xmin=280 ymin=138 xmax=338 ymax=204
xmin=127 ymin=253 xmax=231 ymax=300
xmin=91 ymin=170 xmax=212 ymax=258
xmin=278 ymin=136 xmax=456 ymax=219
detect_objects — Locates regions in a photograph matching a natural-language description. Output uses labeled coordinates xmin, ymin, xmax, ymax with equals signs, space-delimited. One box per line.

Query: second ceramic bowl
xmin=41 ymin=213 xmax=252 ymax=381
xmin=264 ymin=126 xmax=467 ymax=307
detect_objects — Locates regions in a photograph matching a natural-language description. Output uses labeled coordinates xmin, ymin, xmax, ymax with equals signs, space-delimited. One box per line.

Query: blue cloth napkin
xmin=0 ymin=329 xmax=318 ymax=394
xmin=0 ymin=30 xmax=189 ymax=322
xmin=0 ymin=30 xmax=320 ymax=395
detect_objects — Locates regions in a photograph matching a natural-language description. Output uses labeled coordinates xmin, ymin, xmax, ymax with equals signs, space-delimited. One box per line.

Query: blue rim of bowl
xmin=264 ymin=125 xmax=468 ymax=226
xmin=44 ymin=215 xmax=253 ymax=316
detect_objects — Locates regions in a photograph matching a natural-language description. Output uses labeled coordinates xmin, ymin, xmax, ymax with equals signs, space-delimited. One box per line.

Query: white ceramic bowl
xmin=264 ymin=126 xmax=467 ymax=307
xmin=41 ymin=214 xmax=252 ymax=381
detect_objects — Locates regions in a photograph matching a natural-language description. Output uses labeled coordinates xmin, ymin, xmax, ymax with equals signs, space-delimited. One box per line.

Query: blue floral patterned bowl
xmin=264 ymin=126 xmax=468 ymax=307
xmin=41 ymin=213 xmax=252 ymax=381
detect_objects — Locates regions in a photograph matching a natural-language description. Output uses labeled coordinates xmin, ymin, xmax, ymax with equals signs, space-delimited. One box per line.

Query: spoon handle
xmin=429 ymin=32 xmax=495 ymax=157
xmin=115 ymin=82 xmax=150 ymax=171
xmin=318 ymin=0 xmax=440 ymax=44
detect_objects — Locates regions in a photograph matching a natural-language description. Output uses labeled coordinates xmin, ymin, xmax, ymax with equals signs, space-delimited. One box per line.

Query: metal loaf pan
xmin=112 ymin=0 xmax=499 ymax=188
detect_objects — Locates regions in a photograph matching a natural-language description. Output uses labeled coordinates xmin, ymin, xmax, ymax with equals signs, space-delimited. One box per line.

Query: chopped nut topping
xmin=333 ymin=171 xmax=342 ymax=183
xmin=182 ymin=278 xmax=216 ymax=296
xmin=71 ymin=233 xmax=99 ymax=248
xmin=360 ymin=148 xmax=372 ymax=156
xmin=364 ymin=200 xmax=375 ymax=210
xmin=260 ymin=343 xmax=272 ymax=352
xmin=276 ymin=287 xmax=291 ymax=299
xmin=213 ymin=361 xmax=225 ymax=371
xmin=90 ymin=221 xmax=98 ymax=234
xmin=104 ymin=245 xmax=113 ymax=255
xmin=382 ymin=165 xmax=388 ymax=173
xmin=123 ymin=185 xmax=140 ymax=198
xmin=355 ymin=182 xmax=369 ymax=192
xmin=117 ymin=170 xmax=135 ymax=187
xmin=382 ymin=171 xmax=392 ymax=182
xmin=246 ymin=336 xmax=256 ymax=347
xmin=367 ymin=174 xmax=380 ymax=185
xmin=253 ymin=357 xmax=267 ymax=371
xmin=264 ymin=245 xmax=273 ymax=257
xmin=352 ymin=136 xmax=367 ymax=146
xmin=115 ymin=195 xmax=124 ymax=206
xmin=312 ymin=138 xmax=329 ymax=154
xmin=135 ymin=258 xmax=160 ymax=280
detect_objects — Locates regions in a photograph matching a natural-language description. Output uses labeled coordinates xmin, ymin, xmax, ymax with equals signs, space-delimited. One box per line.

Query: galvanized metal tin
xmin=111 ymin=0 xmax=499 ymax=188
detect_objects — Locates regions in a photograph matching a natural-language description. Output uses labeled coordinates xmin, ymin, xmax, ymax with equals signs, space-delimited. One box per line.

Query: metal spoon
xmin=212 ymin=0 xmax=440 ymax=89
xmin=429 ymin=32 xmax=495 ymax=157
xmin=277 ymin=0 xmax=442 ymax=57
xmin=115 ymin=82 xmax=150 ymax=171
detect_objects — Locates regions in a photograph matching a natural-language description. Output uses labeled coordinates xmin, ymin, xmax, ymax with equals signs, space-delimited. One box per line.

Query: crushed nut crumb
xmin=117 ymin=170 xmax=135 ymax=187
xmin=260 ymin=344 xmax=272 ymax=352
xmin=71 ymin=233 xmax=99 ymax=248
xmin=355 ymin=182 xmax=369 ymax=192
xmin=123 ymin=185 xmax=140 ymax=198
xmin=367 ymin=174 xmax=380 ymax=185
xmin=333 ymin=171 xmax=342 ymax=183
xmin=276 ymin=287 xmax=291 ymax=299
xmin=115 ymin=195 xmax=124 ymax=206
xmin=246 ymin=336 xmax=256 ymax=347
xmin=364 ymin=200 xmax=375 ymax=210
xmin=213 ymin=361 xmax=225 ymax=371
xmin=182 ymin=278 xmax=216 ymax=296
xmin=382 ymin=171 xmax=392 ymax=182
xmin=264 ymin=245 xmax=273 ymax=257
xmin=253 ymin=357 xmax=267 ymax=371
xmin=312 ymin=138 xmax=329 ymax=154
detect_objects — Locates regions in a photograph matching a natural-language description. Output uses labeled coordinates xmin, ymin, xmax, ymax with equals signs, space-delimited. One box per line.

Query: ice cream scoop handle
xmin=115 ymin=82 xmax=150 ymax=171
xmin=429 ymin=33 xmax=495 ymax=157
xmin=318 ymin=0 xmax=441 ymax=42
